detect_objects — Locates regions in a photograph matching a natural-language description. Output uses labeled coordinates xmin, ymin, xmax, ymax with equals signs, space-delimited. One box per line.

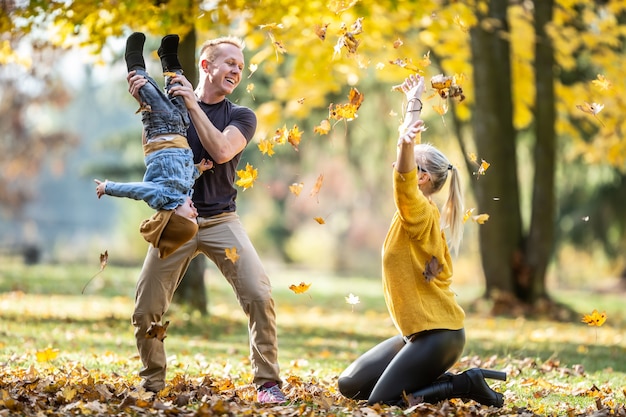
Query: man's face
xmin=202 ymin=43 xmax=244 ymax=95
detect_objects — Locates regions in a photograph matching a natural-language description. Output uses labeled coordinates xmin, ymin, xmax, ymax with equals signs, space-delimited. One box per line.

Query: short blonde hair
xmin=198 ymin=36 xmax=245 ymax=62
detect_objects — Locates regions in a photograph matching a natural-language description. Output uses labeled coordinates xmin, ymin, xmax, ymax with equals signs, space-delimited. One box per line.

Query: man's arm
xmin=186 ymin=104 xmax=247 ymax=164
xmin=165 ymin=73 xmax=248 ymax=164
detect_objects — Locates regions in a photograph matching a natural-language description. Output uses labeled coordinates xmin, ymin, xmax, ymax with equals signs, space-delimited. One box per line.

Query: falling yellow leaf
xmin=225 ymin=247 xmax=240 ymax=263
xmin=327 ymin=0 xmax=358 ymax=14
xmin=273 ymin=125 xmax=289 ymax=145
xmin=310 ymin=174 xmax=324 ymax=199
xmin=288 ymin=124 xmax=303 ymax=151
xmin=472 ymin=213 xmax=490 ymax=224
xmin=468 ymin=152 xmax=478 ymax=163
xmin=36 ymin=347 xmax=59 ymax=362
xmin=454 ymin=14 xmax=469 ymax=32
xmin=463 ymin=208 xmax=475 ymax=223
xmin=329 ymin=88 xmax=364 ymax=121
xmin=289 ymin=182 xmax=304 ymax=196
xmin=258 ymin=23 xmax=284 ymax=31
xmin=430 ymin=74 xmax=465 ymax=101
xmin=591 ymin=74 xmax=611 ymax=91
xmin=289 ymin=282 xmax=312 ymax=294
xmin=246 ymin=83 xmax=255 ymax=100
xmin=248 ymin=63 xmax=258 ymax=77
xmin=235 ymin=163 xmax=258 ymax=190
xmin=314 ymin=23 xmax=329 ymax=41
xmin=314 ymin=119 xmax=331 ymax=135
xmin=577 ymin=101 xmax=604 ymax=115
xmin=258 ymin=138 xmax=275 ymax=156
xmin=345 ymin=293 xmax=360 ymax=305
xmin=314 ymin=216 xmax=325 ymax=224
xmin=478 ymin=159 xmax=490 ymax=175
xmin=417 ymin=50 xmax=431 ymax=68
xmin=432 ymin=102 xmax=448 ymax=116
xmin=576 ymin=102 xmax=605 ymax=126
xmin=581 ymin=309 xmax=607 ymax=327
xmin=333 ymin=17 xmax=363 ymax=59
xmin=82 ymin=250 xmax=109 ymax=294
xmin=388 ymin=57 xmax=421 ymax=73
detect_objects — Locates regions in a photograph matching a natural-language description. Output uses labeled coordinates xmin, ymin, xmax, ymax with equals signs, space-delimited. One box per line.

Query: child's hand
xmin=94 ymin=179 xmax=108 ymax=198
xmin=197 ymin=158 xmax=214 ymax=172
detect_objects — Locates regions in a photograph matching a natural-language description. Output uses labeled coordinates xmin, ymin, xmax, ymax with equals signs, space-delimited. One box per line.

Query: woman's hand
xmin=398 ymin=120 xmax=426 ymax=147
xmin=398 ymin=74 xmax=426 ymax=135
xmin=395 ymin=120 xmax=426 ymax=174
xmin=401 ymin=74 xmax=425 ymax=109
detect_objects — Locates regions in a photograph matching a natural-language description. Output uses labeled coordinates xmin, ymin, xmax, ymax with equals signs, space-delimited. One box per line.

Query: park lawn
xmin=0 ymin=259 xmax=625 ymax=416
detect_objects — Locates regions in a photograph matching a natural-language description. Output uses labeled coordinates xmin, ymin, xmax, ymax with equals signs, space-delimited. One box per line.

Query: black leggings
xmin=337 ymin=328 xmax=465 ymax=404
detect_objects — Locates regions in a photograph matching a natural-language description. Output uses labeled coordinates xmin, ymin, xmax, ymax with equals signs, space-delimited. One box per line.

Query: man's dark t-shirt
xmin=187 ymin=99 xmax=257 ymax=218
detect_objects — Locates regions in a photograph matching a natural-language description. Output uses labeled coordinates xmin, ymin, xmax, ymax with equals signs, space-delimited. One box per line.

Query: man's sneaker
xmin=257 ymin=382 xmax=287 ymax=404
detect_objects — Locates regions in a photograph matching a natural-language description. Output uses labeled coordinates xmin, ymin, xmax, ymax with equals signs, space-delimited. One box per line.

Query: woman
xmin=337 ymin=75 xmax=505 ymax=407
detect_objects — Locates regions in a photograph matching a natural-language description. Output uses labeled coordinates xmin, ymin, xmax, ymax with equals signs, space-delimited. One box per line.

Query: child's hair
xmin=414 ymin=143 xmax=464 ymax=254
xmin=198 ymin=36 xmax=245 ymax=63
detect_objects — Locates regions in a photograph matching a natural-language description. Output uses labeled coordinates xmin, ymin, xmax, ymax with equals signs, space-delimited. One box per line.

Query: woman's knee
xmin=337 ymin=375 xmax=369 ymax=400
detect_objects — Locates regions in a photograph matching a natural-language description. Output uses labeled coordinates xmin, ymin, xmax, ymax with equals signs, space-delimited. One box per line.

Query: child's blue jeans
xmin=136 ymin=68 xmax=189 ymax=141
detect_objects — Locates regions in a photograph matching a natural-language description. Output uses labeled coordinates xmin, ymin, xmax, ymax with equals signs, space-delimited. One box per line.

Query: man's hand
xmin=94 ymin=179 xmax=108 ymax=198
xmin=127 ymin=71 xmax=148 ymax=103
xmin=167 ymin=74 xmax=198 ymax=109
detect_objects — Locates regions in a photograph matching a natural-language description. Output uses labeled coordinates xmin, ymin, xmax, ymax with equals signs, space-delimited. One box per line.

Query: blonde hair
xmin=414 ymin=143 xmax=464 ymax=255
xmin=198 ymin=36 xmax=245 ymax=63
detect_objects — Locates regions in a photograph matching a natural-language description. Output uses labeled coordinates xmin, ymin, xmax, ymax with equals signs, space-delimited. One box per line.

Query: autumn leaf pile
xmin=2 ymin=354 xmax=625 ymax=416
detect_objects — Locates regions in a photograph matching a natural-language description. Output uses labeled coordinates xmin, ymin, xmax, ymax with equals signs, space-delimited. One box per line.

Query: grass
xmin=1 ymin=257 xmax=625 ymax=415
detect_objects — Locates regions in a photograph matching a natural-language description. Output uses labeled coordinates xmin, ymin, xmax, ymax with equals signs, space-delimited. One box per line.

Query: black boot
xmin=410 ymin=368 xmax=506 ymax=407
xmin=125 ymin=32 xmax=146 ymax=72
xmin=158 ymin=34 xmax=182 ymax=72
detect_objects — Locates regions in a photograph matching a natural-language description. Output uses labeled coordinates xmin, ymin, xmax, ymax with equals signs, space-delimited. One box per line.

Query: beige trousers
xmin=132 ymin=212 xmax=281 ymax=391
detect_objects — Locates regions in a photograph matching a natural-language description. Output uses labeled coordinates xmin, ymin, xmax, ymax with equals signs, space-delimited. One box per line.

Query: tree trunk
xmin=469 ymin=0 xmax=523 ymax=298
xmin=523 ymin=0 xmax=556 ymax=303
xmin=173 ymin=255 xmax=208 ymax=315
xmin=179 ymin=27 xmax=198 ymax=87
xmin=172 ymin=26 xmax=208 ymax=315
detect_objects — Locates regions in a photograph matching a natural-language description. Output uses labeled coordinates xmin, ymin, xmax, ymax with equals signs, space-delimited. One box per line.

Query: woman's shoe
xmin=460 ymin=368 xmax=505 ymax=406
xmin=410 ymin=368 xmax=506 ymax=407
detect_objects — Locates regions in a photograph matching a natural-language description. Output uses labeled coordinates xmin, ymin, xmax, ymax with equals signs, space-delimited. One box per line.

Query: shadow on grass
xmin=465 ymin=335 xmax=626 ymax=373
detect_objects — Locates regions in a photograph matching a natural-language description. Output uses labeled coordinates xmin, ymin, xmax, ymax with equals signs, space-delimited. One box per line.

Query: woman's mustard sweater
xmin=381 ymin=168 xmax=465 ymax=337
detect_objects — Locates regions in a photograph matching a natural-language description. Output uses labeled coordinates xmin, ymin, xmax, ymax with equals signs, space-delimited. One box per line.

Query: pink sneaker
xmin=257 ymin=382 xmax=286 ymax=404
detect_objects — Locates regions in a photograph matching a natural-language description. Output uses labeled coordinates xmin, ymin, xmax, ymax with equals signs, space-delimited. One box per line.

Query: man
xmin=127 ymin=35 xmax=285 ymax=404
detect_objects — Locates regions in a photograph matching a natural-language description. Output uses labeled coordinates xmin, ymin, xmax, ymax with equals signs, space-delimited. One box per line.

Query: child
xmin=95 ymin=32 xmax=212 ymax=258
